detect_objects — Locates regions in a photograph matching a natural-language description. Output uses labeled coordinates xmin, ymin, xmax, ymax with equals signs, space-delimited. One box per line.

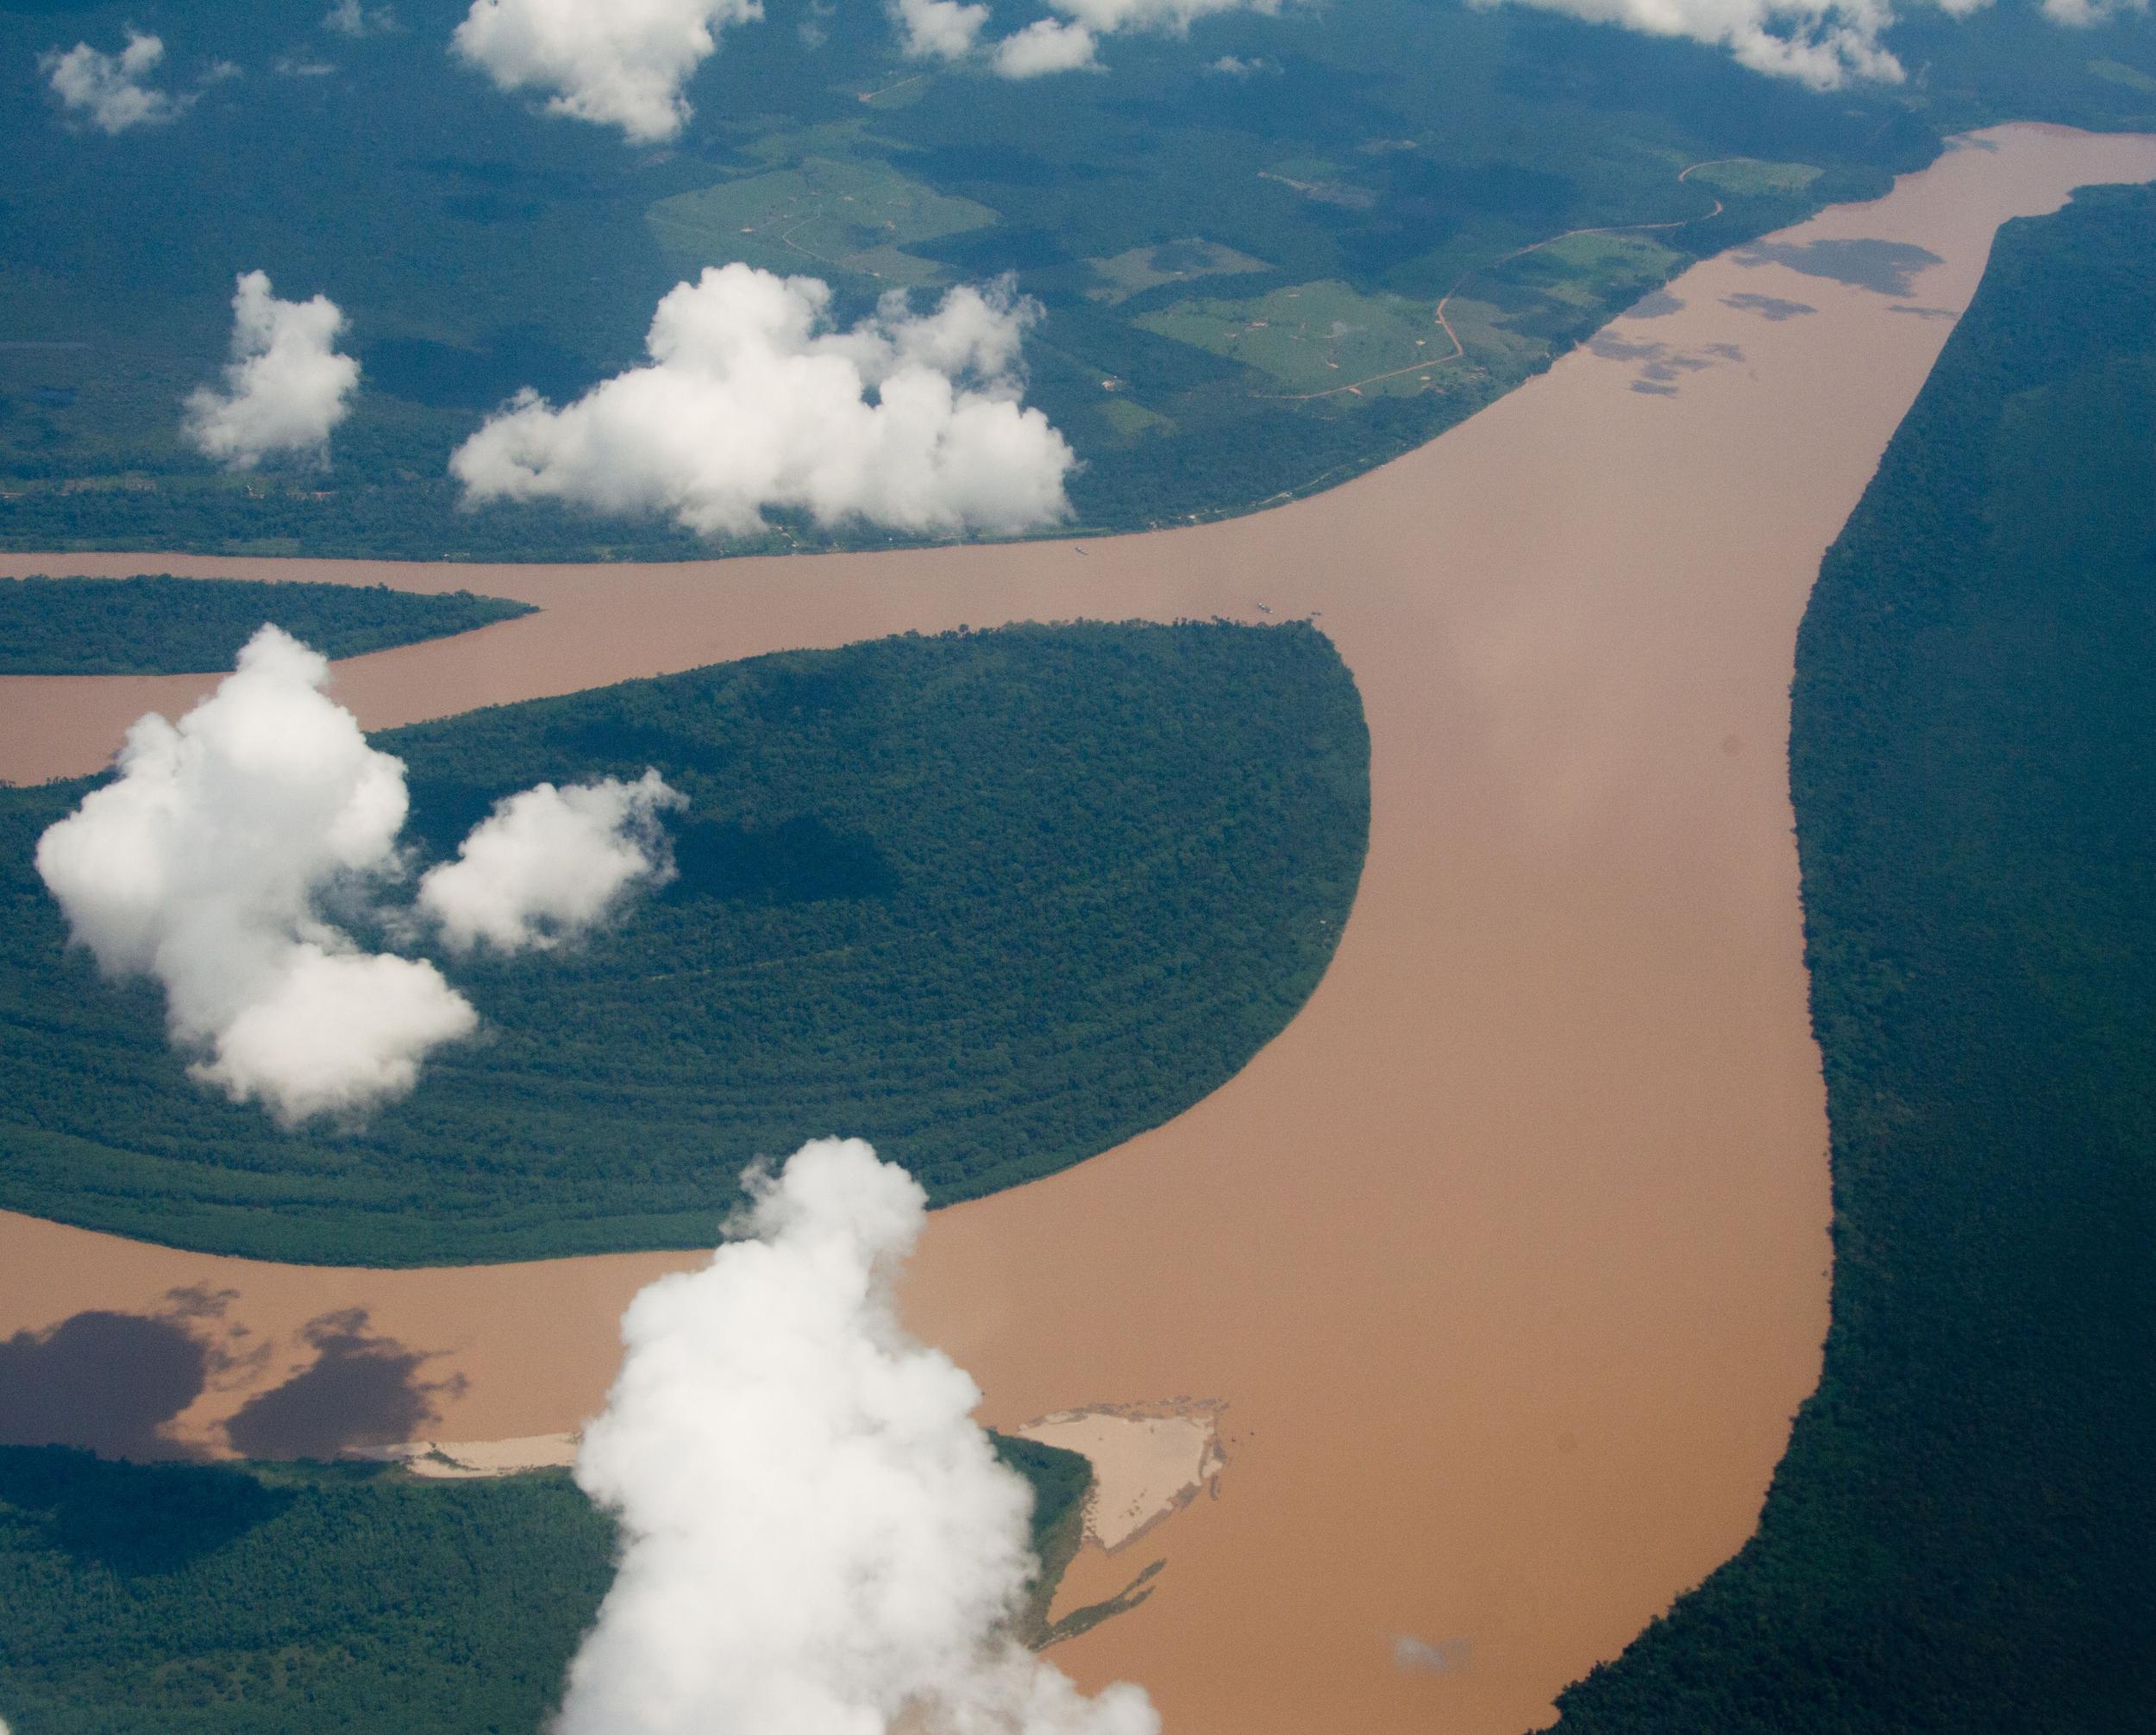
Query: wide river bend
xmin=4 ymin=123 xmax=2153 ymax=1735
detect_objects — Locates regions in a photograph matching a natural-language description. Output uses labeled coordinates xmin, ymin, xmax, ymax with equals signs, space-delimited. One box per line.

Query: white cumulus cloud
xmin=990 ymin=0 xmax=1284 ymax=78
xmin=184 ymin=271 xmax=360 ymax=471
xmin=418 ymin=769 xmax=685 ymax=954
xmin=2040 ymin=0 xmax=2147 ymax=22
xmin=41 ymin=30 xmax=189 ymax=132
xmin=324 ymin=0 xmax=399 ymax=34
xmin=450 ymin=264 xmax=1074 ymax=539
xmin=34 ymin=627 xmax=475 ymax=1124
xmin=561 ymin=1137 xmax=1162 ymax=1735
xmin=993 ymin=16 xmax=1105 ymax=73
xmin=451 ymin=0 xmax=763 ymax=141
xmin=893 ymin=0 xmax=992 ymax=58
xmin=1476 ymin=0 xmax=1905 ymax=85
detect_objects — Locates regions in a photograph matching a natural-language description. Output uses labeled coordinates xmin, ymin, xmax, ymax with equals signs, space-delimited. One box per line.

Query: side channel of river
xmin=4 ymin=124 xmax=2152 ymax=1735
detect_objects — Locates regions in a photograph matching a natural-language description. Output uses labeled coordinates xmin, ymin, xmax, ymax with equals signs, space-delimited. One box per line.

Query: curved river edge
xmin=4 ymin=124 xmax=2153 ymax=1735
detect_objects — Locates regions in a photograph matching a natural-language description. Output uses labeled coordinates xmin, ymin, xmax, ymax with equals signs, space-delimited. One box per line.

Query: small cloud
xmin=993 ymin=0 xmax=1293 ymax=76
xmin=892 ymin=0 xmax=989 ymax=59
xmin=41 ymin=30 xmax=191 ymax=133
xmin=2040 ymin=0 xmax=2148 ymax=22
xmin=452 ymin=0 xmax=766 ymax=142
xmin=34 ymin=626 xmax=477 ymax=1124
xmin=324 ymin=0 xmax=400 ymax=34
xmin=1473 ymin=0 xmax=1905 ymax=87
xmin=992 ymin=16 xmax=1102 ymax=76
xmin=418 ymin=770 xmax=685 ymax=955
xmin=274 ymin=56 xmax=339 ymax=77
xmin=450 ymin=264 xmax=1075 ymax=539
xmin=184 ymin=271 xmax=360 ymax=470
xmin=1206 ymin=52 xmax=1276 ymax=73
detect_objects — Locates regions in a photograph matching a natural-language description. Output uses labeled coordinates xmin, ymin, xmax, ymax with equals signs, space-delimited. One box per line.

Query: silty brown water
xmin=3 ymin=123 xmax=2152 ymax=1735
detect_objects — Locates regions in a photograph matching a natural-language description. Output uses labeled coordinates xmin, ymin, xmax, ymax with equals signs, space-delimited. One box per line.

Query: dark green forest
xmin=0 ymin=1434 xmax=1089 ymax=1734
xmin=0 ymin=619 xmax=1368 ymax=1264
xmin=0 ymin=573 xmax=530 ymax=673
xmin=1546 ymin=185 xmax=2156 ymax=1733
xmin=6 ymin=0 xmax=2153 ymax=558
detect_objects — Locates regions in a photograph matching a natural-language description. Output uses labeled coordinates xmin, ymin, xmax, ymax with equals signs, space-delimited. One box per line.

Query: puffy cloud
xmin=324 ymin=0 xmax=399 ymax=34
xmin=1478 ymin=0 xmax=1905 ymax=85
xmin=450 ymin=265 xmax=1074 ymax=539
xmin=990 ymin=0 xmax=1284 ymax=78
xmin=893 ymin=0 xmax=992 ymax=58
xmin=2040 ymin=0 xmax=2147 ymax=22
xmin=34 ymin=627 xmax=475 ymax=1124
xmin=418 ymin=769 xmax=684 ymax=954
xmin=1050 ymin=0 xmax=1281 ymax=27
xmin=451 ymin=0 xmax=763 ymax=141
xmin=993 ymin=17 xmax=1104 ymax=73
xmin=560 ymin=1137 xmax=1161 ymax=1735
xmin=183 ymin=271 xmax=360 ymax=471
xmin=41 ymin=31 xmax=189 ymax=133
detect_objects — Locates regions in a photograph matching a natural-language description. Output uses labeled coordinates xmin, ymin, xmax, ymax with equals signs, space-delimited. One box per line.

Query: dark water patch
xmin=1731 ymin=237 xmax=1943 ymax=296
xmin=0 ymin=1309 xmax=210 ymax=1460
xmin=1723 ymin=291 xmax=1817 ymax=321
xmin=1888 ymin=304 xmax=1958 ymax=321
xmin=222 ymin=1311 xmax=462 ymax=1460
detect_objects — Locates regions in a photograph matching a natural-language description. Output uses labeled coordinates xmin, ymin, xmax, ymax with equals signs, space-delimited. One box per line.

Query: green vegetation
xmin=0 ymin=573 xmax=532 ymax=675
xmin=0 ymin=1434 xmax=1090 ymax=1733
xmin=14 ymin=0 xmax=2152 ymax=556
xmin=1138 ymin=279 xmax=1440 ymax=398
xmin=0 ymin=619 xmax=1368 ymax=1264
xmin=1682 ymin=158 xmax=1823 ymax=196
xmin=1085 ymin=240 xmax=1274 ymax=307
xmin=1549 ymin=184 xmax=2156 ymax=1733
xmin=646 ymin=153 xmax=998 ymax=289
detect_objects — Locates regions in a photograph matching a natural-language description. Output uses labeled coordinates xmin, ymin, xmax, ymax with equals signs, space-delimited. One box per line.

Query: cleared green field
xmin=1138 ymin=280 xmax=1440 ymax=397
xmin=1683 ymin=159 xmax=1825 ymax=196
xmin=646 ymin=154 xmax=998 ymax=287
xmin=1085 ymin=239 xmax=1273 ymax=305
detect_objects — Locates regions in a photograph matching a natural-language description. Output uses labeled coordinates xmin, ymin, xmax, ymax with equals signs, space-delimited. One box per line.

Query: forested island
xmin=0 ymin=618 xmax=1368 ymax=1264
xmin=0 ymin=1435 xmax=1088 ymax=1732
xmin=0 ymin=574 xmax=531 ymax=675
xmin=1548 ymin=182 xmax=2156 ymax=1734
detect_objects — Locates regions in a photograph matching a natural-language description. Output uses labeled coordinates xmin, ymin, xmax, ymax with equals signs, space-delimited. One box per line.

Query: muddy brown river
xmin=4 ymin=124 xmax=2153 ymax=1735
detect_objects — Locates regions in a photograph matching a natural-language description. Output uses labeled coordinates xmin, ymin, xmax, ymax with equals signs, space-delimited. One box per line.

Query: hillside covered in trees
xmin=0 ymin=1436 xmax=1088 ymax=1733
xmin=1546 ymin=184 xmax=2156 ymax=1734
xmin=0 ymin=573 xmax=531 ymax=675
xmin=0 ymin=618 xmax=1368 ymax=1264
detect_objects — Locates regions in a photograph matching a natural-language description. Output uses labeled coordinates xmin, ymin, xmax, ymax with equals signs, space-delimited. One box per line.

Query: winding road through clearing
xmin=3 ymin=125 xmax=2153 ymax=1735
xmin=1268 ymin=158 xmax=1733 ymax=402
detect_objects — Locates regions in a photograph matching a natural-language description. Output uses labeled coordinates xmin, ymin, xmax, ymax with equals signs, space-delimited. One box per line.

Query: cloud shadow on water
xmin=1723 ymin=291 xmax=1817 ymax=322
xmin=0 ymin=1310 xmax=212 ymax=1461
xmin=1730 ymin=237 xmax=1945 ymax=297
xmin=223 ymin=1309 xmax=465 ymax=1460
